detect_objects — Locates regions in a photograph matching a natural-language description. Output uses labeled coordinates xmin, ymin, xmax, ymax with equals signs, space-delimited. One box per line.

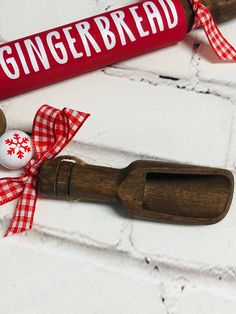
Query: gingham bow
xmin=0 ymin=105 xmax=90 ymax=236
xmin=191 ymin=0 xmax=236 ymax=61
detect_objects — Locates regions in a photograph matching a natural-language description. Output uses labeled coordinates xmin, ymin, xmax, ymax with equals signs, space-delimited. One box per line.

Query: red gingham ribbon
xmin=191 ymin=0 xmax=236 ymax=61
xmin=0 ymin=105 xmax=90 ymax=236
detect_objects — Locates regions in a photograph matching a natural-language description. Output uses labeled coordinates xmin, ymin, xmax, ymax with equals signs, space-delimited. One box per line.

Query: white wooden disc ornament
xmin=0 ymin=130 xmax=34 ymax=170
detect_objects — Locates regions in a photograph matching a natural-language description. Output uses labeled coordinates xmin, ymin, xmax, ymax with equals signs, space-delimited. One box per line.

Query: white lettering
xmin=129 ymin=6 xmax=149 ymax=37
xmin=47 ymin=31 xmax=68 ymax=64
xmin=94 ymin=16 xmax=116 ymax=50
xmin=143 ymin=1 xmax=164 ymax=34
xmin=76 ymin=22 xmax=101 ymax=57
xmin=158 ymin=0 xmax=178 ymax=29
xmin=0 ymin=46 xmax=20 ymax=79
xmin=110 ymin=11 xmax=136 ymax=45
xmin=15 ymin=42 xmax=30 ymax=75
xmin=24 ymin=36 xmax=50 ymax=71
xmin=63 ymin=27 xmax=83 ymax=59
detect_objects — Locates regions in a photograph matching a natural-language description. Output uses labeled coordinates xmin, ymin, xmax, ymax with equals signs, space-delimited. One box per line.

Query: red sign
xmin=0 ymin=0 xmax=187 ymax=100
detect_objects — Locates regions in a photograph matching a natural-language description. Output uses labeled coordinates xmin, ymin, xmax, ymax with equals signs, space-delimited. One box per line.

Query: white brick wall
xmin=0 ymin=1 xmax=236 ymax=313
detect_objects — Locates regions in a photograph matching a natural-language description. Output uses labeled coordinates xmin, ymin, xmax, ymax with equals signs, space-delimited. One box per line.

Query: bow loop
xmin=33 ymin=105 xmax=68 ymax=159
xmin=0 ymin=105 xmax=90 ymax=236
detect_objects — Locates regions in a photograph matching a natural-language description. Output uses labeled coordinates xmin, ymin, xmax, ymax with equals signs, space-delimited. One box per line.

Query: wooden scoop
xmin=38 ymin=157 xmax=234 ymax=225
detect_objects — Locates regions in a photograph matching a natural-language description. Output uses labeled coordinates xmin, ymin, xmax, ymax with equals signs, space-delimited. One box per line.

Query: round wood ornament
xmin=0 ymin=109 xmax=6 ymax=136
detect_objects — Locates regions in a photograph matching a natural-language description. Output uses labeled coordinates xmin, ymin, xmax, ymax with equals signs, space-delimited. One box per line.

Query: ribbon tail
xmin=195 ymin=3 xmax=236 ymax=61
xmin=202 ymin=16 xmax=236 ymax=61
xmin=0 ymin=177 xmax=25 ymax=205
xmin=5 ymin=177 xmax=38 ymax=237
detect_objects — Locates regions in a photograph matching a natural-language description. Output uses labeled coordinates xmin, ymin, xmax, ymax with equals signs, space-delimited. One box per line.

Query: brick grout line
xmin=3 ymin=216 xmax=236 ymax=286
xmin=189 ymin=38 xmax=201 ymax=87
xmin=102 ymin=65 xmax=235 ymax=101
xmin=68 ymin=140 xmax=194 ymax=166
xmin=224 ymin=99 xmax=236 ymax=168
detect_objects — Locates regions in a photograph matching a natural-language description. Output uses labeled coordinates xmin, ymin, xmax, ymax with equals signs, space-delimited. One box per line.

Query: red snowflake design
xmin=5 ymin=133 xmax=31 ymax=160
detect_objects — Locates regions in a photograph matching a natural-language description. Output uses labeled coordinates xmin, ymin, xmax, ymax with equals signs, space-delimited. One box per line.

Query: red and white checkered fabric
xmin=0 ymin=105 xmax=90 ymax=236
xmin=191 ymin=0 xmax=236 ymax=61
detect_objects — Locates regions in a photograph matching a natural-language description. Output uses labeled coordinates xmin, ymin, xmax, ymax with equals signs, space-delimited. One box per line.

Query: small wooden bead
xmin=0 ymin=109 xmax=6 ymax=136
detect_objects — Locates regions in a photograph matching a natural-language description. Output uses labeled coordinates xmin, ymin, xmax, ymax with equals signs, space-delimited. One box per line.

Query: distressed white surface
xmin=176 ymin=291 xmax=236 ymax=314
xmin=0 ymin=0 xmax=236 ymax=313
xmin=3 ymin=73 xmax=234 ymax=167
xmin=0 ymin=238 xmax=166 ymax=314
